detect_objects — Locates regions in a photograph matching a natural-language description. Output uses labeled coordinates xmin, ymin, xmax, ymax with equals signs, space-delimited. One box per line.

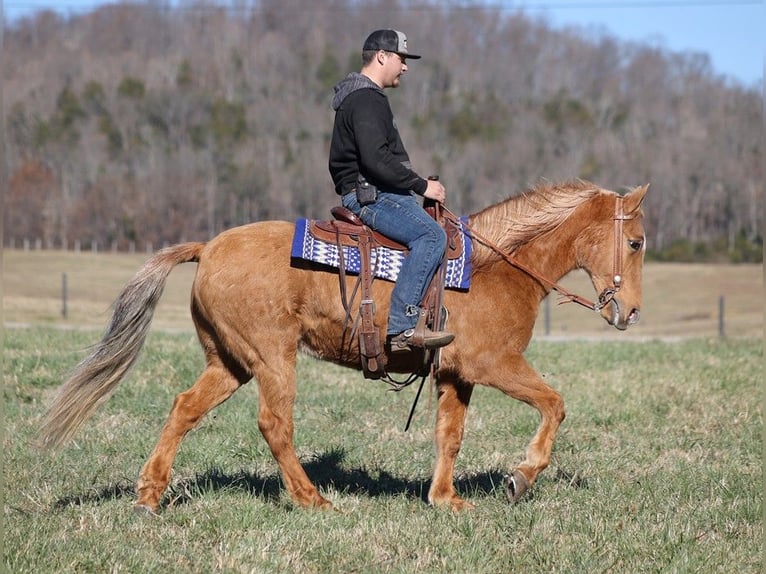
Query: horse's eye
xmin=628 ymin=239 xmax=643 ymax=252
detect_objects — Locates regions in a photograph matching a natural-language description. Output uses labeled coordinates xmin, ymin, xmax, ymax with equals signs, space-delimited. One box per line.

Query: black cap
xmin=362 ymin=29 xmax=421 ymax=60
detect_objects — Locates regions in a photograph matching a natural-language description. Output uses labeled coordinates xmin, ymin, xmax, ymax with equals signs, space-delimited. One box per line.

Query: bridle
xmin=442 ymin=194 xmax=635 ymax=313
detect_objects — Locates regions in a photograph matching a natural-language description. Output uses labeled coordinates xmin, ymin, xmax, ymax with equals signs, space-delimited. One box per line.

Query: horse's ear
xmin=625 ymin=183 xmax=649 ymax=213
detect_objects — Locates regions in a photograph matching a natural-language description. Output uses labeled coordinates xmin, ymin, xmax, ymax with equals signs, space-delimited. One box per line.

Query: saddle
xmin=309 ymin=203 xmax=461 ymax=380
xmin=309 ymin=209 xmax=464 ymax=260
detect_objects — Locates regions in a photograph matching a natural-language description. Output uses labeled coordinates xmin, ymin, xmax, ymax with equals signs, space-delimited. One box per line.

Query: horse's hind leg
xmin=254 ymin=353 xmax=332 ymax=509
xmin=135 ymin=360 xmax=243 ymax=515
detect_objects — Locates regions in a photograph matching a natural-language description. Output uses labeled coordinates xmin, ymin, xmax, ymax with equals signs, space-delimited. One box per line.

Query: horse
xmin=39 ymin=180 xmax=648 ymax=514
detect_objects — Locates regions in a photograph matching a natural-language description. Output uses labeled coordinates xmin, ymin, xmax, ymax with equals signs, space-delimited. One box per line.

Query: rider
xmin=328 ymin=29 xmax=454 ymax=353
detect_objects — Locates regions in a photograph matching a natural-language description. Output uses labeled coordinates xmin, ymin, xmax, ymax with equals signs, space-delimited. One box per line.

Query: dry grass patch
xmin=3 ymin=250 xmax=762 ymax=337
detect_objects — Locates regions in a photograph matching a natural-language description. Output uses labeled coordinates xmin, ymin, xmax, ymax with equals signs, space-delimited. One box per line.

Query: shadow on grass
xmin=54 ymin=481 xmax=137 ymax=510
xmin=54 ymin=447 xmax=588 ymax=511
xmin=161 ymin=449 xmax=511 ymax=510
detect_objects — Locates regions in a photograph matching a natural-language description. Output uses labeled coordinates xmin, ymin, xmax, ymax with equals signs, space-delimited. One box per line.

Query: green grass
xmin=4 ymin=328 xmax=763 ymax=573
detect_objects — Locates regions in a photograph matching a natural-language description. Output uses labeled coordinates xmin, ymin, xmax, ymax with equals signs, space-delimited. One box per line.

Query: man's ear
xmin=376 ymin=50 xmax=386 ymax=66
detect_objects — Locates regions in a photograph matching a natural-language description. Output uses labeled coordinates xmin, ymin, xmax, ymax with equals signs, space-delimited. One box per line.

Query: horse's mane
xmin=468 ymin=180 xmax=605 ymax=269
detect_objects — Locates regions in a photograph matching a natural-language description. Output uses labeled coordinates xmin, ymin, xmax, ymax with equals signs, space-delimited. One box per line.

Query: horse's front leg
xmin=428 ymin=379 xmax=474 ymax=511
xmin=491 ymin=355 xmax=566 ymax=503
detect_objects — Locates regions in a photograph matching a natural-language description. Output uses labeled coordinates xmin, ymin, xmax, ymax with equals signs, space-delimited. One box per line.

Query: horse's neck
xmin=513 ymin=221 xmax=581 ymax=290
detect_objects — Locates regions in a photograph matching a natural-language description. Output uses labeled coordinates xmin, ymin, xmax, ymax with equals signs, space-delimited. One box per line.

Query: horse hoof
xmin=133 ymin=503 xmax=160 ymax=518
xmin=451 ymin=499 xmax=476 ymax=512
xmin=504 ymin=470 xmax=530 ymax=504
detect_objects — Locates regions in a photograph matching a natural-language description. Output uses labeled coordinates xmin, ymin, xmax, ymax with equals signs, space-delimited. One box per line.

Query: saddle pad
xmin=290 ymin=217 xmax=472 ymax=290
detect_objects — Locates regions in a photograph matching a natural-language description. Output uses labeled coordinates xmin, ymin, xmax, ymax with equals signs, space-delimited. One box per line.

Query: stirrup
xmin=388 ymin=327 xmax=454 ymax=353
xmin=412 ymin=307 xmax=453 ymax=347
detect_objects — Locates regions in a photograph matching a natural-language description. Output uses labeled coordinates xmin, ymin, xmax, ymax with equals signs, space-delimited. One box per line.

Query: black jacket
xmin=328 ymin=72 xmax=427 ymax=196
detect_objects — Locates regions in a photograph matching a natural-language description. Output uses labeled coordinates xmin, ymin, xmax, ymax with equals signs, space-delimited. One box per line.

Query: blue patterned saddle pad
xmin=290 ymin=217 xmax=472 ymax=290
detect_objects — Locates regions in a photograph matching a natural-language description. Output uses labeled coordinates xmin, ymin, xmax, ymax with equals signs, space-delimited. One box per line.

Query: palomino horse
xmin=40 ymin=180 xmax=648 ymax=513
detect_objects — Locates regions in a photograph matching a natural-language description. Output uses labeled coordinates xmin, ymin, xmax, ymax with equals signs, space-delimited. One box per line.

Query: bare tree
xmin=1 ymin=0 xmax=761 ymax=259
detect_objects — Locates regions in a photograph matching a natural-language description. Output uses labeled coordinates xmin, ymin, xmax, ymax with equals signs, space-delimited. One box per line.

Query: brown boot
xmin=388 ymin=328 xmax=454 ymax=353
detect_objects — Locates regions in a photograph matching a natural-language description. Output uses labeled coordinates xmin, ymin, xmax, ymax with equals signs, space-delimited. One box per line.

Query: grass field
xmin=2 ymin=250 xmax=764 ymax=572
xmin=3 ymin=330 xmax=762 ymax=572
xmin=1 ymin=249 xmax=763 ymax=337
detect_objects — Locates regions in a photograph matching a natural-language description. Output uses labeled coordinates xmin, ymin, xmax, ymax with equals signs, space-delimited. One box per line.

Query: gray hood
xmin=331 ymin=72 xmax=383 ymax=110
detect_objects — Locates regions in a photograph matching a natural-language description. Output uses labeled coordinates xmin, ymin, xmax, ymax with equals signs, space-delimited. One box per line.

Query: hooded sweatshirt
xmin=328 ymin=72 xmax=428 ymax=196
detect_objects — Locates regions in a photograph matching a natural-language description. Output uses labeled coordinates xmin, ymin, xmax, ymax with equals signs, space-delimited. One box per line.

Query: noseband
xmin=594 ymin=194 xmax=634 ymax=311
xmin=444 ymin=194 xmax=634 ymax=313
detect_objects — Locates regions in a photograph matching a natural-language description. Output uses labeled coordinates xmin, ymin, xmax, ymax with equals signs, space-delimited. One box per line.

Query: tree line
xmin=2 ymin=0 xmax=762 ymax=262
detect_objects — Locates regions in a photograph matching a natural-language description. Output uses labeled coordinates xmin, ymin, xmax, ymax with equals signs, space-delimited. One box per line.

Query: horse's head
xmin=578 ymin=185 xmax=649 ymax=331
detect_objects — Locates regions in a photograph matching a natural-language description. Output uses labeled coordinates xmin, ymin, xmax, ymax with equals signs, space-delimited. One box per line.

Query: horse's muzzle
xmin=608 ymin=299 xmax=640 ymax=331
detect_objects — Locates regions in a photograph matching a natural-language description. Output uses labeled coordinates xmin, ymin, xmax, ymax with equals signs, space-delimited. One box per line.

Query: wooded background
xmin=2 ymin=0 xmax=762 ymax=261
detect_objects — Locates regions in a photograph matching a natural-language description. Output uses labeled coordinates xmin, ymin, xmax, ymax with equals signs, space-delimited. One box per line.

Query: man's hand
xmin=423 ymin=178 xmax=446 ymax=203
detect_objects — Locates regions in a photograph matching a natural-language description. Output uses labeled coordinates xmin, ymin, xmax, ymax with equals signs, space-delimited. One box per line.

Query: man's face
xmin=382 ymin=51 xmax=408 ymax=88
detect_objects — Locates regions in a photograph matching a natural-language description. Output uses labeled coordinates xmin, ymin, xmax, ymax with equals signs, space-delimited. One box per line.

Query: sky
xmin=1 ymin=0 xmax=763 ymax=87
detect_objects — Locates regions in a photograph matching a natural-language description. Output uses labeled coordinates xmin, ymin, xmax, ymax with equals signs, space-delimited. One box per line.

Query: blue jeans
xmin=342 ymin=190 xmax=447 ymax=335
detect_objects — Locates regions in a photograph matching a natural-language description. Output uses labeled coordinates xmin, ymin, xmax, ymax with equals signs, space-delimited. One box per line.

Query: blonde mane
xmin=469 ymin=180 xmax=606 ymax=268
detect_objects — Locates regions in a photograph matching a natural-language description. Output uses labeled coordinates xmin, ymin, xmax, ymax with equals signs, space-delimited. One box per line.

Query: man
xmin=328 ymin=29 xmax=454 ymax=353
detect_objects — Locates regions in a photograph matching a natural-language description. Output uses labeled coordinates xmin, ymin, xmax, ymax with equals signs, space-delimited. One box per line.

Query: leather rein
xmin=442 ymin=194 xmax=634 ymax=313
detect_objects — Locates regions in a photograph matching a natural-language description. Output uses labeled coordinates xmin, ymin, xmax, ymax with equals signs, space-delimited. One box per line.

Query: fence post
xmin=544 ymin=296 xmax=551 ymax=335
xmin=718 ymin=295 xmax=725 ymax=338
xmin=61 ymin=272 xmax=68 ymax=319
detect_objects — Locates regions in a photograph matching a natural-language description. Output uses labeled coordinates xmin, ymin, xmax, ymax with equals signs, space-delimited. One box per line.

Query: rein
xmin=441 ymin=195 xmax=632 ymax=313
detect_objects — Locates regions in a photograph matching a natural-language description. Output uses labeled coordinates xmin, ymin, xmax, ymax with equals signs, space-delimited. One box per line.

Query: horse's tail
xmin=38 ymin=242 xmax=206 ymax=449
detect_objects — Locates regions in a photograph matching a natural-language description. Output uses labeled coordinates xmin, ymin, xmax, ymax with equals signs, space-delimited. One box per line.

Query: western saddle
xmin=308 ymin=201 xmax=462 ymax=380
